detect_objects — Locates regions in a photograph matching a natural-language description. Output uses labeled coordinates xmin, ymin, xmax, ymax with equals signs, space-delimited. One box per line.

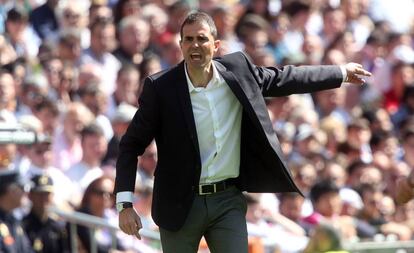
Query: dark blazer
xmin=115 ymin=52 xmax=343 ymax=231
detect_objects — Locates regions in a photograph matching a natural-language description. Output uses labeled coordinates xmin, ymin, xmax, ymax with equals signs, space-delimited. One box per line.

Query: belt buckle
xmin=199 ymin=184 xmax=216 ymax=195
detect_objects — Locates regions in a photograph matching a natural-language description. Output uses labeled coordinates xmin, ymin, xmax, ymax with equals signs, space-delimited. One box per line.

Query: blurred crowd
xmin=0 ymin=0 xmax=413 ymax=252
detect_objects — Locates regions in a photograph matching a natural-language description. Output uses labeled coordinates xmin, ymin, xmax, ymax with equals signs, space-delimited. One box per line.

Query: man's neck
xmin=90 ymin=47 xmax=104 ymax=60
xmin=187 ymin=63 xmax=213 ymax=88
xmin=82 ymin=157 xmax=100 ymax=167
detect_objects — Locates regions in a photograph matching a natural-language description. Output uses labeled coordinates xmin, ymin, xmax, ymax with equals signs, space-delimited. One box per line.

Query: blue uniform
xmin=0 ymin=209 xmax=33 ymax=253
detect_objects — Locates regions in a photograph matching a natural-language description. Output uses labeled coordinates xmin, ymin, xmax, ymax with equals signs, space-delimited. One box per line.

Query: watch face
xmin=116 ymin=203 xmax=124 ymax=212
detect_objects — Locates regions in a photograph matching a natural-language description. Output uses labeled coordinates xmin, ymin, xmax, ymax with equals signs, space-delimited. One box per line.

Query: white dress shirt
xmin=185 ymin=62 xmax=242 ymax=184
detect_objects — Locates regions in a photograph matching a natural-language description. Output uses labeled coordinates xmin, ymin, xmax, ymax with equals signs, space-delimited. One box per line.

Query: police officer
xmin=22 ymin=174 xmax=70 ymax=253
xmin=0 ymin=170 xmax=33 ymax=253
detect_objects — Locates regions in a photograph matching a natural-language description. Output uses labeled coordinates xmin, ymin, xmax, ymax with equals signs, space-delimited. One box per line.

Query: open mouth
xmin=190 ymin=53 xmax=202 ymax=60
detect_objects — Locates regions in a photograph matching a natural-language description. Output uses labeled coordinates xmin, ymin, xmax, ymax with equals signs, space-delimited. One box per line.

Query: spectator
xmin=22 ymin=174 xmax=70 ymax=253
xmin=358 ymin=184 xmax=412 ymax=240
xmin=52 ymin=102 xmax=95 ymax=171
xmin=103 ymin=103 xmax=137 ymax=167
xmin=77 ymin=83 xmax=113 ymax=140
xmin=320 ymin=7 xmax=347 ymax=48
xmin=305 ymin=180 xmax=357 ymax=240
xmin=57 ymin=29 xmax=82 ymax=66
xmin=106 ymin=65 xmax=141 ymax=119
xmin=56 ymin=1 xmax=89 ymax=49
xmin=139 ymin=53 xmax=162 ymax=82
xmin=66 ymin=123 xmax=108 ymax=206
xmin=4 ymin=7 xmax=41 ymax=59
xmin=210 ymin=5 xmax=242 ymax=54
xmin=16 ymin=74 xmax=49 ymax=118
xmin=80 ymin=18 xmax=120 ymax=95
xmin=71 ymin=175 xmax=125 ymax=253
xmin=32 ymin=97 xmax=60 ymax=136
xmin=0 ymin=70 xmax=17 ymax=116
xmin=141 ymin=3 xmax=169 ymax=54
xmin=113 ymin=17 xmax=151 ymax=68
xmin=0 ymin=170 xmax=33 ymax=253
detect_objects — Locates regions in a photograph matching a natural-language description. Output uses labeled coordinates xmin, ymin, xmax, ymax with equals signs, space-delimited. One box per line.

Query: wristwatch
xmin=116 ymin=202 xmax=133 ymax=212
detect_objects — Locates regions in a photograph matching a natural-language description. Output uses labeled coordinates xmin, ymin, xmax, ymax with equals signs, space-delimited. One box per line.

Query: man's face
xmin=180 ymin=21 xmax=219 ymax=71
xmin=120 ymin=22 xmax=150 ymax=54
xmin=28 ymin=143 xmax=52 ymax=168
xmin=92 ymin=24 xmax=115 ymax=53
xmin=2 ymin=183 xmax=25 ymax=210
xmin=82 ymin=134 xmax=107 ymax=161
xmin=315 ymin=192 xmax=342 ymax=217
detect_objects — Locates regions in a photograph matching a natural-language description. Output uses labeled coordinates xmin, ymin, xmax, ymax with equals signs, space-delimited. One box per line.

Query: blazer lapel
xmin=175 ymin=62 xmax=200 ymax=155
xmin=214 ymin=61 xmax=262 ymax=130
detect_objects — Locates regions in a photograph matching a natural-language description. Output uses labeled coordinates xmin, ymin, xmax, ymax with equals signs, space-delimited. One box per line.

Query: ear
xmin=213 ymin=39 xmax=220 ymax=53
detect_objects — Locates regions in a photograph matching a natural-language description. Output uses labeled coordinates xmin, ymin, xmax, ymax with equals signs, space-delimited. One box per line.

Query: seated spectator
xmin=103 ymin=103 xmax=137 ymax=167
xmin=52 ymin=102 xmax=95 ymax=171
xmin=80 ymin=18 xmax=120 ymax=95
xmin=77 ymin=83 xmax=113 ymax=140
xmin=56 ymin=1 xmax=90 ymax=49
xmin=106 ymin=65 xmax=141 ymax=120
xmin=70 ymin=175 xmax=125 ymax=253
xmin=4 ymin=7 xmax=41 ymax=60
xmin=113 ymin=17 xmax=151 ymax=68
xmin=66 ymin=123 xmax=108 ymax=206
xmin=304 ymin=180 xmax=358 ymax=241
xmin=32 ymin=97 xmax=60 ymax=136
xmin=358 ymin=184 xmax=412 ymax=240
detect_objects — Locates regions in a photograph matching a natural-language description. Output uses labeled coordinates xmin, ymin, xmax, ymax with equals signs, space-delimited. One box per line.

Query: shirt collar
xmin=185 ymin=61 xmax=223 ymax=92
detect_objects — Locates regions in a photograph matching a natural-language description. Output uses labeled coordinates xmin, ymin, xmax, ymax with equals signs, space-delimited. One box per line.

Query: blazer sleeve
xmin=240 ymin=52 xmax=344 ymax=97
xmin=114 ymin=77 xmax=160 ymax=193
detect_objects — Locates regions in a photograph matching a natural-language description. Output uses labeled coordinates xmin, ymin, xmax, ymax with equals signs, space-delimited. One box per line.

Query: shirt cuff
xmin=340 ymin=65 xmax=347 ymax=83
xmin=116 ymin=191 xmax=134 ymax=203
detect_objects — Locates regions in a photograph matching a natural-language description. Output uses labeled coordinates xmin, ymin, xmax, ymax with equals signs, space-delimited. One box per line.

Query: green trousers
xmin=159 ymin=186 xmax=248 ymax=253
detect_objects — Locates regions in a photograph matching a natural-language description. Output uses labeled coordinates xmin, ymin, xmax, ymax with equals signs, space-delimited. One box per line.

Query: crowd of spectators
xmin=0 ymin=0 xmax=413 ymax=252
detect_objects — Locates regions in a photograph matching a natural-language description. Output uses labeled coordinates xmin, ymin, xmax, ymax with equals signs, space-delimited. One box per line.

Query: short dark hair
xmin=310 ymin=180 xmax=339 ymax=204
xmin=180 ymin=11 xmax=217 ymax=40
xmin=81 ymin=123 xmax=105 ymax=141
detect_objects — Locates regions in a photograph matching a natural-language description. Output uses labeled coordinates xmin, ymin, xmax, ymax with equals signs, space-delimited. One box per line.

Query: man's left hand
xmin=344 ymin=63 xmax=372 ymax=85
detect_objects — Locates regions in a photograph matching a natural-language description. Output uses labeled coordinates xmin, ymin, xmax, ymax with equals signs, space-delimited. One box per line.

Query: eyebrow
xmin=184 ymin=34 xmax=208 ymax=38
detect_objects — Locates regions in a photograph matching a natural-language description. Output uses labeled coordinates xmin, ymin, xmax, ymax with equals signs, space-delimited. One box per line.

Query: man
xmin=66 ymin=123 xmax=107 ymax=206
xmin=0 ymin=170 xmax=33 ymax=253
xmin=80 ymin=18 xmax=120 ymax=95
xmin=114 ymin=11 xmax=371 ymax=253
xmin=22 ymin=174 xmax=70 ymax=253
xmin=113 ymin=16 xmax=151 ymax=68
